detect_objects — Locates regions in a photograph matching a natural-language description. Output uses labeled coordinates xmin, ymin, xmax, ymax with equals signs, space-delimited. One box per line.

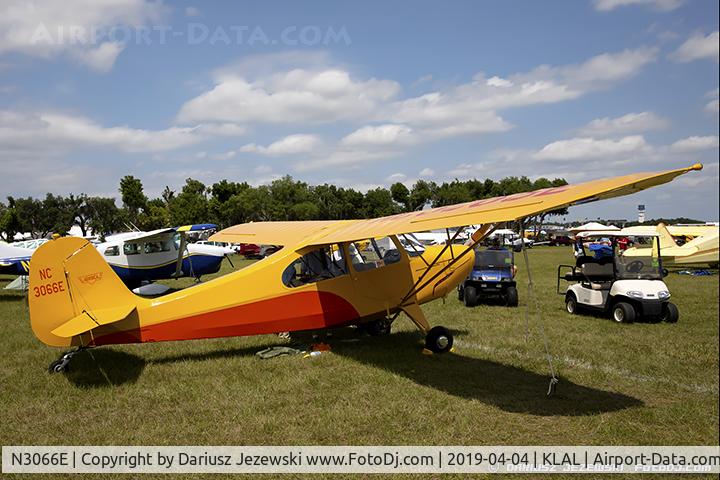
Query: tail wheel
xmin=565 ymin=293 xmax=577 ymax=314
xmin=612 ymin=302 xmax=636 ymax=323
xmin=464 ymin=285 xmax=477 ymax=307
xmin=505 ymin=286 xmax=519 ymax=307
xmin=661 ymin=302 xmax=679 ymax=323
xmin=425 ymin=326 xmax=453 ymax=354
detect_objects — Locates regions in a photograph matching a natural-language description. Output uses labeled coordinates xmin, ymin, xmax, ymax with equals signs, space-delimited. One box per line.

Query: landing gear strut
xmin=48 ymin=348 xmax=85 ymax=373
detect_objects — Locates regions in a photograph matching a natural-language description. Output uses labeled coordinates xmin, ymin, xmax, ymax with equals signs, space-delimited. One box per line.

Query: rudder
xmin=29 ymin=237 xmax=138 ymax=347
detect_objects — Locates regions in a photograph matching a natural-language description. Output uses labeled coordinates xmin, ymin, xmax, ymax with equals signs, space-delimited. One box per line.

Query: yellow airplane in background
xmin=623 ymin=222 xmax=719 ymax=268
xmin=27 ymin=164 xmax=703 ymax=372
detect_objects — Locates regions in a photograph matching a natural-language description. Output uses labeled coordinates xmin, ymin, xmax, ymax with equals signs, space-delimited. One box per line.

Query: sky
xmin=0 ymin=0 xmax=718 ymax=222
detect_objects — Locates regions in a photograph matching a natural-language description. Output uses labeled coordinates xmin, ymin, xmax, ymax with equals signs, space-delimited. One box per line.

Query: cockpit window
xmin=104 ymin=246 xmax=119 ymax=257
xmin=123 ymin=243 xmax=141 ymax=255
xmin=349 ymin=236 xmax=402 ymax=272
xmin=144 ymin=241 xmax=172 ymax=254
xmin=282 ymin=244 xmax=348 ymax=288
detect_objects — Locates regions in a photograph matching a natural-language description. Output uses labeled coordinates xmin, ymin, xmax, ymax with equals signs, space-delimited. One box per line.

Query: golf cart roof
xmin=577 ymin=229 xmax=659 ymax=238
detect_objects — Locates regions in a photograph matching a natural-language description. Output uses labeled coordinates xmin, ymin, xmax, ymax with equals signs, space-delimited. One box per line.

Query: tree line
xmin=0 ymin=174 xmax=568 ymax=242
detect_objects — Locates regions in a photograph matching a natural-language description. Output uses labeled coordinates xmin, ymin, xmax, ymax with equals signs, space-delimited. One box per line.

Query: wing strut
xmin=172 ymin=233 xmax=187 ymax=278
xmin=399 ymin=224 xmax=496 ymax=305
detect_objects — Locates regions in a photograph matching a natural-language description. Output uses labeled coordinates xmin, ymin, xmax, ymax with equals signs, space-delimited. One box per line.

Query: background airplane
xmin=96 ymin=224 xmax=236 ymax=292
xmin=0 ymin=242 xmax=34 ymax=276
xmin=623 ymin=223 xmax=719 ymax=267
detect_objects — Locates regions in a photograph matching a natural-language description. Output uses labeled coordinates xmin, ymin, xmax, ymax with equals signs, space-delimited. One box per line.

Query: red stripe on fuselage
xmin=90 ymin=291 xmax=360 ymax=346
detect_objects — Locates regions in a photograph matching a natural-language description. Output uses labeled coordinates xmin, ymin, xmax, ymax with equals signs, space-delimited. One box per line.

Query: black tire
xmin=48 ymin=360 xmax=67 ymax=373
xmin=425 ymin=326 xmax=453 ymax=354
xmin=457 ymin=285 xmax=464 ymax=302
xmin=565 ymin=293 xmax=578 ymax=315
xmin=661 ymin=302 xmax=679 ymax=323
xmin=505 ymin=286 xmax=519 ymax=307
xmin=464 ymin=285 xmax=477 ymax=307
xmin=612 ymin=302 xmax=635 ymax=323
xmin=367 ymin=319 xmax=392 ymax=336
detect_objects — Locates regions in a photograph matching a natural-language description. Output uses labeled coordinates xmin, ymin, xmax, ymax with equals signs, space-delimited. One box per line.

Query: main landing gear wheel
xmin=367 ymin=318 xmax=392 ymax=336
xmin=425 ymin=326 xmax=453 ymax=354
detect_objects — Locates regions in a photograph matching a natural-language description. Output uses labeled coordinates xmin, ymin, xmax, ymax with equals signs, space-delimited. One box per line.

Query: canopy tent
xmin=569 ymin=222 xmax=620 ymax=234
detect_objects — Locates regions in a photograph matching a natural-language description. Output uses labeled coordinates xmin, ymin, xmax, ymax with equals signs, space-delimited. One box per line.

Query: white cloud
xmin=178 ymin=47 xmax=656 ymax=150
xmin=534 ymin=135 xmax=651 ymax=161
xmin=576 ymin=111 xmax=669 ymax=137
xmin=254 ymin=165 xmax=272 ymax=174
xmin=177 ymin=68 xmax=401 ymax=125
xmin=419 ymin=167 xmax=435 ymax=177
xmin=705 ymin=89 xmax=719 ymax=114
xmin=0 ymin=0 xmax=163 ymax=72
xmin=0 ymin=110 xmax=203 ymax=154
xmin=340 ymin=124 xmax=415 ymax=147
xmin=669 ymin=31 xmax=719 ymax=63
xmin=670 ymin=135 xmax=719 ymax=152
xmin=593 ymin=0 xmax=683 ymax=11
xmin=386 ymin=173 xmax=407 ymax=182
xmin=486 ymin=76 xmax=513 ymax=88
xmin=388 ymin=47 xmax=656 ymax=139
xmin=69 ymin=41 xmax=124 ymax=73
xmin=240 ymin=134 xmax=322 ymax=156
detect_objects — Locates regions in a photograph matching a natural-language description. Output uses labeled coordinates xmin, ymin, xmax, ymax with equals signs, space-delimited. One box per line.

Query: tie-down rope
xmin=519 ymin=219 xmax=559 ymax=396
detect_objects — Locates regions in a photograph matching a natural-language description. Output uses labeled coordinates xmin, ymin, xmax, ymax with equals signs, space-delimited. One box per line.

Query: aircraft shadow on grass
xmin=64 ymin=348 xmax=145 ymax=388
xmin=331 ymin=331 xmax=644 ymax=417
xmin=63 ymin=330 xmax=643 ymax=417
xmin=63 ymin=343 xmax=269 ymax=388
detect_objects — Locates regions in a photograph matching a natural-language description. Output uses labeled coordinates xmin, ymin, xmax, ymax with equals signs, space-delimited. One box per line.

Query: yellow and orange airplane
xmin=28 ymin=164 xmax=703 ymax=372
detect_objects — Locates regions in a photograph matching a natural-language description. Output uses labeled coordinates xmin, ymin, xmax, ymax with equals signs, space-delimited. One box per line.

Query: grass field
xmin=1 ymin=246 xmax=718 ymax=478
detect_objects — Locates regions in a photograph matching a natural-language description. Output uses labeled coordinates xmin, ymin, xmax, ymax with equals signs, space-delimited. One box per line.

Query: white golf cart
xmin=557 ymin=230 xmax=678 ymax=323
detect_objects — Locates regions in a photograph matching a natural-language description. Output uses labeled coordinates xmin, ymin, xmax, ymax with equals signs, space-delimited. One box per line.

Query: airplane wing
xmin=211 ymin=164 xmax=703 ymax=249
xmin=210 ymin=220 xmax=352 ymax=247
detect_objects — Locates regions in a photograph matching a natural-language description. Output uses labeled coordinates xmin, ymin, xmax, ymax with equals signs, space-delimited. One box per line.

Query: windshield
xmin=475 ymin=249 xmax=513 ymax=268
xmin=615 ymin=238 xmax=662 ymax=280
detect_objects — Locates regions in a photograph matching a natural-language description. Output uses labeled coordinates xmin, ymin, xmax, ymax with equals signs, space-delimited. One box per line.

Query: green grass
xmin=1 ymin=247 xmax=718 ymax=479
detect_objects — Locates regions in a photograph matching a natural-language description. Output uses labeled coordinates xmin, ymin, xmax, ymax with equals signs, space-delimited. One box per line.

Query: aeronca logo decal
xmin=78 ymin=272 xmax=103 ymax=285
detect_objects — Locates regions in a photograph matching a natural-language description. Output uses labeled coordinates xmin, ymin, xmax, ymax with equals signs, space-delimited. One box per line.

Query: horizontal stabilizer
xmin=51 ymin=304 xmax=136 ymax=338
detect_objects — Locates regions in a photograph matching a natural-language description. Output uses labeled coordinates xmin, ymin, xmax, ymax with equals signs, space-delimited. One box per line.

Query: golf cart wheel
xmin=565 ymin=293 xmax=578 ymax=315
xmin=464 ymin=285 xmax=477 ymax=307
xmin=367 ymin=318 xmax=392 ymax=336
xmin=505 ymin=286 xmax=519 ymax=307
xmin=612 ymin=302 xmax=635 ymax=324
xmin=425 ymin=326 xmax=453 ymax=354
xmin=457 ymin=285 xmax=464 ymax=302
xmin=661 ymin=302 xmax=679 ymax=323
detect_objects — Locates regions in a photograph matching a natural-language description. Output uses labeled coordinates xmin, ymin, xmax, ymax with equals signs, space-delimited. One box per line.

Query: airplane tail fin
xmin=29 ymin=237 xmax=140 ymax=347
xmin=656 ymin=223 xmax=678 ymax=250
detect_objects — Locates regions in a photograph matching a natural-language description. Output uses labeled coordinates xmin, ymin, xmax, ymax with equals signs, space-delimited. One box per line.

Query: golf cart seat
xmin=581 ymin=262 xmax=614 ymax=282
xmin=575 ymin=255 xmax=595 ymax=267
